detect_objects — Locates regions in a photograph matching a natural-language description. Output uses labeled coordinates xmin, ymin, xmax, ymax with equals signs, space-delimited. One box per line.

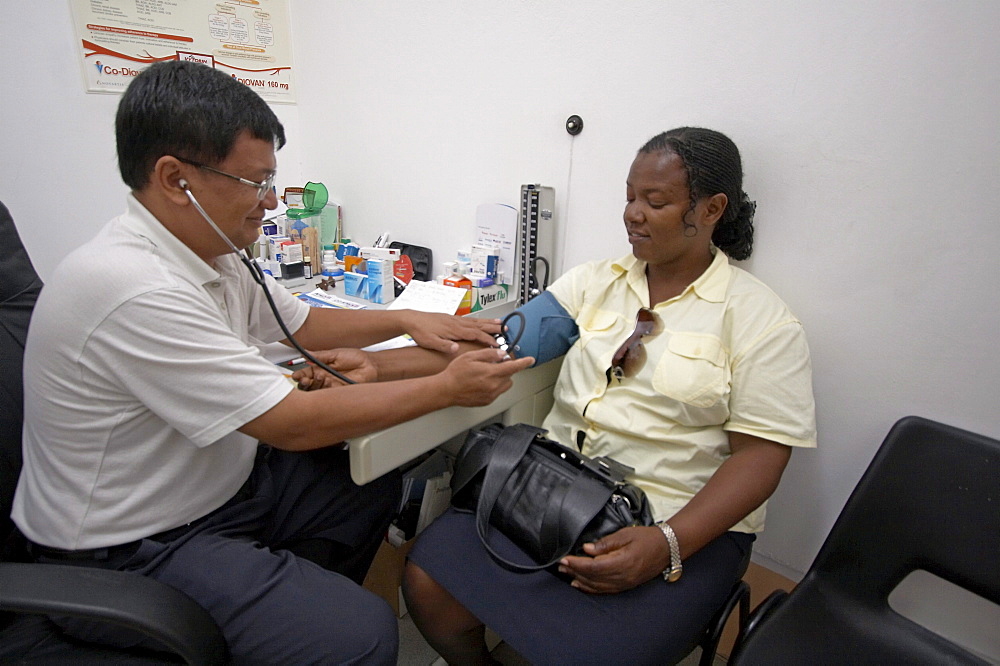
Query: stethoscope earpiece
xmin=179 ymin=178 xmax=189 ymax=190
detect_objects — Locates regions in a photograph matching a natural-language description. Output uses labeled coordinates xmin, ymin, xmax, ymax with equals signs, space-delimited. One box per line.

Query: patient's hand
xmin=557 ymin=525 xmax=670 ymax=594
xmin=402 ymin=311 xmax=502 ymax=354
xmin=292 ymin=349 xmax=377 ymax=389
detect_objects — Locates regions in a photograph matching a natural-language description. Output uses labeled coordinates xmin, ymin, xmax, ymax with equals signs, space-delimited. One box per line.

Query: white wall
xmin=2 ymin=0 xmax=998 ymax=594
xmin=0 ymin=2 xmax=306 ymax=279
xmin=291 ymin=0 xmax=1000 ymax=581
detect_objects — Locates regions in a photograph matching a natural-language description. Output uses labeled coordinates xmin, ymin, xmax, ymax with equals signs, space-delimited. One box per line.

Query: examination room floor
xmin=396 ymin=613 xmax=721 ymax=665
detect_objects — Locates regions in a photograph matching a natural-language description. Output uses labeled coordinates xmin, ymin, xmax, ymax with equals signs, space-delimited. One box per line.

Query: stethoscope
xmin=179 ymin=179 xmax=356 ymax=386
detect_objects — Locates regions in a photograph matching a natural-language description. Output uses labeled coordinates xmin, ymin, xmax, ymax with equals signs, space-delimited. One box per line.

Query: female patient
xmin=401 ymin=127 xmax=817 ymax=665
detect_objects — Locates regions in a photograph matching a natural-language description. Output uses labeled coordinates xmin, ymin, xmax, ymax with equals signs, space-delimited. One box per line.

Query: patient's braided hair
xmin=638 ymin=127 xmax=755 ymax=260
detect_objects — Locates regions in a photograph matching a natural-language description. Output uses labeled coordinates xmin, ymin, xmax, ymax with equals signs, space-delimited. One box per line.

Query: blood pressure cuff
xmin=503 ymin=291 xmax=579 ymax=367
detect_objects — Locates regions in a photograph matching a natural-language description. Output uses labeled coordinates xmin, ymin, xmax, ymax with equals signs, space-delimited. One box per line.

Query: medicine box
xmin=469 ymin=276 xmax=493 ymax=288
xmin=280 ymin=242 xmax=303 ymax=264
xmin=343 ymin=271 xmax=368 ymax=299
xmin=267 ymin=235 xmax=291 ymax=261
xmin=366 ymin=259 xmax=395 ymax=304
xmin=471 ymin=283 xmax=509 ymax=313
xmin=470 ymin=244 xmax=499 ymax=280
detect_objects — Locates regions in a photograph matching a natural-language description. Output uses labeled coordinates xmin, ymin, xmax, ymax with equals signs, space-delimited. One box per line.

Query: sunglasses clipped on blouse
xmin=609 ymin=307 xmax=663 ymax=382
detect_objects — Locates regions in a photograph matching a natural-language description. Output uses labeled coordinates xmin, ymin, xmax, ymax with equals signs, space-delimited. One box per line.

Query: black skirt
xmin=408 ymin=508 xmax=754 ymax=666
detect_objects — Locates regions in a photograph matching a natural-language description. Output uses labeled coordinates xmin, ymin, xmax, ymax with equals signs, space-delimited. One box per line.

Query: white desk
xmin=346 ymin=357 xmax=562 ymax=484
xmin=272 ymin=275 xmax=543 ymax=484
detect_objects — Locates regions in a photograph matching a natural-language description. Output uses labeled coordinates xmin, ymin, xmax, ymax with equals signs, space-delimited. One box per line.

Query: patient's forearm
xmin=371 ymin=341 xmax=490 ymax=381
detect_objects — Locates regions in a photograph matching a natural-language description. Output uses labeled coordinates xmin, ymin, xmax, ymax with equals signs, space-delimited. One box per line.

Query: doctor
xmin=12 ymin=60 xmax=532 ymax=664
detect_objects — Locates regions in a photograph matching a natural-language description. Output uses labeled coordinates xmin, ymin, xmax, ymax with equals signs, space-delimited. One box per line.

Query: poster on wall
xmin=69 ymin=0 xmax=296 ymax=103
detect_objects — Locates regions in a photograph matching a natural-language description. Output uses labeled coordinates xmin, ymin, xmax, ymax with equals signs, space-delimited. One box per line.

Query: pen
xmin=286 ymin=357 xmax=306 ymax=366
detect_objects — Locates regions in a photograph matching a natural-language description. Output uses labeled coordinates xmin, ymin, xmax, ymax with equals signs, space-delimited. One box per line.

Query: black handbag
xmin=450 ymin=422 xmax=653 ymax=572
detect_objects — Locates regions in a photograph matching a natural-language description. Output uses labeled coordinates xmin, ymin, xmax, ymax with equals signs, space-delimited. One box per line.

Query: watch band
xmin=657 ymin=521 xmax=683 ymax=582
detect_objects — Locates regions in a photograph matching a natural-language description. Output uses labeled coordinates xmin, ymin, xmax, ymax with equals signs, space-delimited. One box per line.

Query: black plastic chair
xmin=730 ymin=416 xmax=1000 ymax=665
xmin=0 ymin=201 xmax=228 ymax=664
xmin=694 ymin=578 xmax=750 ymax=664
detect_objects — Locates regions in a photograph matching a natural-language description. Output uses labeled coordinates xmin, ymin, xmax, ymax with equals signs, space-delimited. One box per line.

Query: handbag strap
xmin=450 ymin=428 xmax=498 ymax=503
xmin=475 ymin=424 xmax=615 ymax=572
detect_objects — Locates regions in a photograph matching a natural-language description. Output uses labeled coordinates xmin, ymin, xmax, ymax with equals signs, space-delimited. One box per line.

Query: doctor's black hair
xmin=115 ymin=60 xmax=286 ymax=190
xmin=639 ymin=127 xmax=755 ymax=260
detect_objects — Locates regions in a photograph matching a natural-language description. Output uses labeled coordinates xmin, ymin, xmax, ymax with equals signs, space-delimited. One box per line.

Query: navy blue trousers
xmin=37 ymin=446 xmax=402 ymax=665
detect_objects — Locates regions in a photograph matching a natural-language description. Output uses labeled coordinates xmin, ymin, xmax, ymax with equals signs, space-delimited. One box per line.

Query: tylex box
xmin=470 ymin=283 xmax=508 ymax=313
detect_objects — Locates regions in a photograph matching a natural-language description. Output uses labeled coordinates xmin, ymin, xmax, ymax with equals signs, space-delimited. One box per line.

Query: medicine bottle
xmin=303 ymin=257 xmax=313 ymax=279
xmin=321 ymin=247 xmax=338 ymax=276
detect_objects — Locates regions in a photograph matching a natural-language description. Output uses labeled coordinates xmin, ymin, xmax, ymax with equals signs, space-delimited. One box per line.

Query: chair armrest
xmin=0 ymin=562 xmax=227 ymax=665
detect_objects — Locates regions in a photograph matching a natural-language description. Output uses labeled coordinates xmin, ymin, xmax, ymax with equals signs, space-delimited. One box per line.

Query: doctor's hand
xmin=557 ymin=525 xmax=670 ymax=594
xmin=292 ymin=349 xmax=377 ymax=389
xmin=400 ymin=311 xmax=501 ymax=354
xmin=439 ymin=347 xmax=534 ymax=407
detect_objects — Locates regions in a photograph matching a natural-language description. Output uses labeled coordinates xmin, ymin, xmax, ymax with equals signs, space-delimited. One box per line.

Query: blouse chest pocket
xmin=577 ymin=305 xmax=619 ymax=344
xmin=651 ymin=333 xmax=730 ymax=408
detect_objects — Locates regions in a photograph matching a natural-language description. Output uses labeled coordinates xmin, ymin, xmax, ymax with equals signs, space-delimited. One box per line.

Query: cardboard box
xmin=363 ymin=452 xmax=452 ymax=617
xmin=362 ymin=538 xmax=415 ymax=617
xmin=471 ymin=283 xmax=509 ymax=313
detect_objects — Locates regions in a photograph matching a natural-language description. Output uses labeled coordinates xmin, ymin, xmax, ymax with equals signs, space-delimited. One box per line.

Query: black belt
xmin=27 ymin=540 xmax=142 ymax=562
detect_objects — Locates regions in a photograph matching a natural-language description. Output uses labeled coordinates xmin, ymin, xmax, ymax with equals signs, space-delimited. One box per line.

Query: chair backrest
xmin=812 ymin=415 xmax=1000 ymax=608
xmin=0 ymin=201 xmax=43 ymax=544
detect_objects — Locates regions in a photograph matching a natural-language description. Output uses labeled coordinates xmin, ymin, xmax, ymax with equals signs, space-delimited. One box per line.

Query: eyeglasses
xmin=610 ymin=308 xmax=662 ymax=381
xmin=177 ymin=157 xmax=276 ymax=200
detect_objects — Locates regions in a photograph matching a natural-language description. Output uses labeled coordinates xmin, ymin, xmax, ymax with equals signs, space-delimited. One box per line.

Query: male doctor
xmin=13 ymin=60 xmax=532 ymax=664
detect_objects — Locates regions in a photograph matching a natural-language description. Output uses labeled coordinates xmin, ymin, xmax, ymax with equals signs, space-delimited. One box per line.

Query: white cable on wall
xmin=558 ymin=114 xmax=584 ymax=279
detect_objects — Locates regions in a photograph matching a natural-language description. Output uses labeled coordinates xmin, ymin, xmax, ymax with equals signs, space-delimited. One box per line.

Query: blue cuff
xmin=503 ymin=291 xmax=579 ymax=366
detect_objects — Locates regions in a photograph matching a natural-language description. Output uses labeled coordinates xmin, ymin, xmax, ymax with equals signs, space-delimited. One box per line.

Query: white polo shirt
xmin=13 ymin=195 xmax=308 ymax=549
xmin=543 ymin=248 xmax=816 ymax=533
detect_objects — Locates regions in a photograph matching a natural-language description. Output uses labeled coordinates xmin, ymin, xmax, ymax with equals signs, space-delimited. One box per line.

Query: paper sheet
xmin=475 ymin=203 xmax=519 ymax=285
xmin=360 ymin=280 xmax=467 ymax=352
xmin=300 ymin=289 xmax=367 ymax=309
xmin=387 ymin=280 xmax=467 ymax=315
